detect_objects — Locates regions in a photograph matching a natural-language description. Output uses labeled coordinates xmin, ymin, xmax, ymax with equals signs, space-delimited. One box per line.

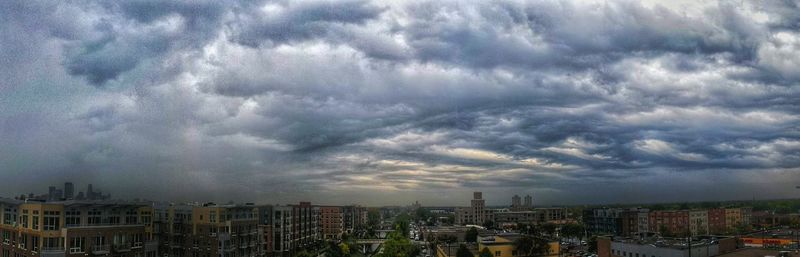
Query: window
xmin=94 ymin=236 xmax=106 ymax=246
xmin=133 ymin=234 xmax=143 ymax=248
xmin=2 ymin=231 xmax=10 ymax=244
xmin=32 ymin=215 xmax=39 ymax=230
xmin=43 ymin=211 xmax=60 ymax=231
xmin=18 ymin=235 xmax=26 ymax=250
xmin=495 ymin=251 xmax=501 ymax=257
xmin=43 ymin=237 xmax=61 ymax=249
xmin=87 ymin=210 xmax=102 ymax=225
xmin=20 ymin=210 xmax=28 ymax=229
xmin=3 ymin=209 xmax=13 ymax=225
xmin=31 ymin=236 xmax=38 ymax=252
xmin=70 ymin=237 xmax=84 ymax=253
xmin=66 ymin=210 xmax=81 ymax=227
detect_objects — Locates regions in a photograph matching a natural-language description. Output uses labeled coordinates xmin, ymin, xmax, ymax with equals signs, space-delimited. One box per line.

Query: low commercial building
xmin=740 ymin=229 xmax=800 ymax=248
xmin=597 ymin=236 xmax=737 ymax=257
xmin=436 ymin=243 xmax=478 ymax=257
xmin=478 ymin=234 xmax=560 ymax=257
xmin=422 ymin=226 xmax=472 ymax=243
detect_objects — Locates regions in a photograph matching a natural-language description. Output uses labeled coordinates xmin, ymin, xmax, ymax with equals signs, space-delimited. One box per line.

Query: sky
xmin=1 ymin=0 xmax=799 ymax=207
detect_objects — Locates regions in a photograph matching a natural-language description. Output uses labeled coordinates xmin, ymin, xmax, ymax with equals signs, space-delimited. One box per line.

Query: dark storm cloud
xmin=1 ymin=0 xmax=799 ymax=205
xmin=229 ymin=0 xmax=385 ymax=47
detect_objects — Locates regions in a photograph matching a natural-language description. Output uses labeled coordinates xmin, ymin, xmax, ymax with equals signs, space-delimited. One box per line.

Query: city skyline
xmin=1 ymin=0 xmax=800 ymax=206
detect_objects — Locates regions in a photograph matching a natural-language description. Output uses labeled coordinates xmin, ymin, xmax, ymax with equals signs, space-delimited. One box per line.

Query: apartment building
xmin=584 ymin=208 xmax=622 ymax=235
xmin=724 ymin=208 xmax=740 ymax=232
xmin=0 ymin=198 xmax=157 ymax=257
xmin=689 ymin=210 xmax=709 ymax=236
xmin=262 ymin=202 xmax=321 ymax=257
xmin=707 ymin=209 xmax=726 ymax=235
xmin=342 ymin=205 xmax=367 ymax=234
xmin=291 ymin=202 xmax=319 ymax=249
xmin=155 ymin=203 xmax=260 ymax=257
xmin=455 ymin=192 xmax=488 ymax=225
xmin=319 ymin=206 xmax=343 ymax=240
xmin=649 ymin=210 xmax=689 ymax=236
xmin=637 ymin=212 xmax=649 ymax=235
xmin=193 ymin=204 xmax=260 ymax=257
xmin=154 ymin=203 xmax=193 ymax=257
xmin=619 ymin=210 xmax=641 ymax=237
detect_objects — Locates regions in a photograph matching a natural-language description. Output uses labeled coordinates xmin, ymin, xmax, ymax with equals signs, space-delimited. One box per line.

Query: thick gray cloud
xmin=0 ymin=0 xmax=799 ymax=206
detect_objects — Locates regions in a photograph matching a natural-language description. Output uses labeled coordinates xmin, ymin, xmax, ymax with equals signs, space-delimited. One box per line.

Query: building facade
xmin=0 ymin=199 xmax=157 ymax=257
xmin=319 ymin=206 xmax=343 ymax=240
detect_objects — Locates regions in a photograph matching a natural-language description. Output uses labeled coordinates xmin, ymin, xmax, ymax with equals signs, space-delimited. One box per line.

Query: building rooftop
xmin=608 ymin=235 xmax=732 ymax=250
xmin=718 ymin=248 xmax=800 ymax=257
xmin=744 ymin=229 xmax=800 ymax=240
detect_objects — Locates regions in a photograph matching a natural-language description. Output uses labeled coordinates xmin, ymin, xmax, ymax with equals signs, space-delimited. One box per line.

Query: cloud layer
xmin=1 ymin=0 xmax=799 ymax=206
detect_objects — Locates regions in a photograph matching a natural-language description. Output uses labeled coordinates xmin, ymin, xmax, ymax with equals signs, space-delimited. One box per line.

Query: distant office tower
xmin=524 ymin=195 xmax=532 ymax=208
xmin=456 ymin=192 xmax=486 ymax=225
xmin=48 ymin=186 xmax=56 ymax=200
xmin=512 ymin=195 xmax=521 ymax=208
xmin=87 ymin=184 xmax=94 ymax=199
xmin=64 ymin=182 xmax=74 ymax=199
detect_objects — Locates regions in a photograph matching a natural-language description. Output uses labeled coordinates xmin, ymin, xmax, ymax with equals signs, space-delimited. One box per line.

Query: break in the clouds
xmin=1 ymin=0 xmax=799 ymax=206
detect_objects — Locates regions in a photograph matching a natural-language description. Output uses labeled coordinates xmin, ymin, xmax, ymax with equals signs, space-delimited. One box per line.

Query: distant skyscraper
xmin=512 ymin=195 xmax=521 ymax=208
xmin=64 ymin=182 xmax=74 ymax=199
xmin=48 ymin=186 xmax=56 ymax=201
xmin=524 ymin=195 xmax=532 ymax=208
xmin=87 ymin=184 xmax=94 ymax=200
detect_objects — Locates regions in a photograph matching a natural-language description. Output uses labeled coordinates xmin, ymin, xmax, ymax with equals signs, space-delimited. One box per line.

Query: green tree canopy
xmin=514 ymin=236 xmax=550 ymax=257
xmin=457 ymin=244 xmax=474 ymax=257
xmin=377 ymin=228 xmax=419 ymax=257
xmin=465 ymin=227 xmax=479 ymax=243
xmin=479 ymin=247 xmax=493 ymax=257
xmin=294 ymin=250 xmax=314 ymax=257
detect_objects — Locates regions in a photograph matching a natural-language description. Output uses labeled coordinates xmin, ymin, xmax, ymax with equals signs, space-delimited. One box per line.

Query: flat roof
xmin=609 ymin=236 xmax=732 ymax=250
xmin=718 ymin=248 xmax=800 ymax=257
xmin=744 ymin=229 xmax=800 ymax=240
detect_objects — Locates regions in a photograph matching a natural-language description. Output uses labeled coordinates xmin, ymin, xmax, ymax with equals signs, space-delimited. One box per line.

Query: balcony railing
xmin=92 ymin=244 xmax=110 ymax=254
xmin=40 ymin=247 xmax=65 ymax=252
xmin=64 ymin=223 xmax=144 ymax=228
xmin=113 ymin=242 xmax=132 ymax=252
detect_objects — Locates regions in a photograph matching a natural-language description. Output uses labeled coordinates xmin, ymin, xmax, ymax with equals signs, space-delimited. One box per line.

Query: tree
xmin=541 ymin=223 xmax=557 ymax=236
xmin=483 ymin=220 xmax=495 ymax=229
xmin=367 ymin=209 xmax=381 ymax=238
xmin=561 ymin=223 xmax=585 ymax=241
xmin=294 ymin=250 xmax=314 ymax=257
xmin=587 ymin=236 xmax=598 ymax=253
xmin=465 ymin=227 xmax=479 ymax=243
xmin=377 ymin=228 xmax=419 ymax=257
xmin=439 ymin=235 xmax=458 ymax=244
xmin=326 ymin=241 xmax=344 ymax=257
xmin=339 ymin=242 xmax=351 ymax=257
xmin=416 ymin=208 xmax=431 ymax=223
xmin=514 ymin=236 xmax=549 ymax=257
xmin=394 ymin=214 xmax=412 ymax=236
xmin=457 ymin=244 xmax=474 ymax=257
xmin=659 ymin=224 xmax=672 ymax=237
xmin=479 ymin=247 xmax=493 ymax=257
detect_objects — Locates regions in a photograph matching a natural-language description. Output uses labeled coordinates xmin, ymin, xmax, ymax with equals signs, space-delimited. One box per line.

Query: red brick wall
xmin=597 ymin=237 xmax=612 ymax=257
